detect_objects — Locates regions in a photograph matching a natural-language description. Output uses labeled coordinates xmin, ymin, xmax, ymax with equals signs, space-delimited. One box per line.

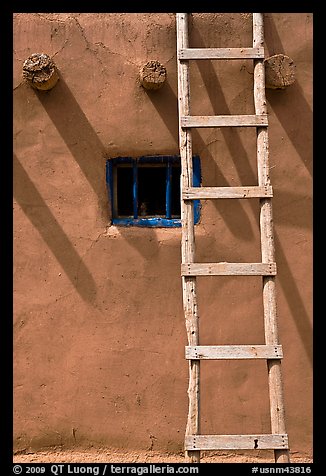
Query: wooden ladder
xmin=176 ymin=13 xmax=290 ymax=464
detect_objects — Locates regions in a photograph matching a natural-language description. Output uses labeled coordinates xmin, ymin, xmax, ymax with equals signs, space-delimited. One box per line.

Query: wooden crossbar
xmin=178 ymin=47 xmax=265 ymax=60
xmin=185 ymin=345 xmax=283 ymax=360
xmin=182 ymin=185 xmax=273 ymax=199
xmin=181 ymin=114 xmax=268 ymax=128
xmin=185 ymin=434 xmax=289 ymax=451
xmin=181 ymin=262 xmax=277 ymax=276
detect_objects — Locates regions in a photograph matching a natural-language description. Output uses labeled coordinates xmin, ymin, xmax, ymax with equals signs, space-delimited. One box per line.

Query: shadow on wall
xmin=264 ymin=15 xmax=313 ymax=364
xmin=190 ymin=25 xmax=257 ymax=241
xmin=14 ymin=17 xmax=312 ymax=363
xmin=144 ymin=60 xmax=255 ymax=242
xmin=192 ymin=23 xmax=312 ymax=366
xmin=144 ymin=20 xmax=312 ymax=365
xmin=264 ymin=14 xmax=312 ymax=177
xmin=13 ymin=153 xmax=97 ymax=304
xmin=34 ymin=72 xmax=109 ymax=220
xmin=25 ymin=73 xmax=163 ymax=274
xmin=35 ymin=73 xmax=162 ymax=261
xmin=144 ymin=82 xmax=179 ymax=145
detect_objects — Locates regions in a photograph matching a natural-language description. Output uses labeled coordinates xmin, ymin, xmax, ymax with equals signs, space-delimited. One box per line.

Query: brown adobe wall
xmin=13 ymin=13 xmax=312 ymax=460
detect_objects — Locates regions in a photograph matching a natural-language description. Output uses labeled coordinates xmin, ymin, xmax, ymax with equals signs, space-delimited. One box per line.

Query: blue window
xmin=106 ymin=155 xmax=201 ymax=227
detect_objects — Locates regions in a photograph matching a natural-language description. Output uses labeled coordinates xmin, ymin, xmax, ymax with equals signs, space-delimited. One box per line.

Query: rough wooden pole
xmin=264 ymin=54 xmax=296 ymax=89
xmin=139 ymin=60 xmax=167 ymax=90
xmin=176 ymin=12 xmax=200 ymax=464
xmin=22 ymin=53 xmax=59 ymax=91
xmin=253 ymin=13 xmax=290 ymax=464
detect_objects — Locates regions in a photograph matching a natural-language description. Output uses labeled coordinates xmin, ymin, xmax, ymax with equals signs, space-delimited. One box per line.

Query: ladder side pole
xmin=253 ymin=12 xmax=290 ymax=464
xmin=176 ymin=12 xmax=200 ymax=464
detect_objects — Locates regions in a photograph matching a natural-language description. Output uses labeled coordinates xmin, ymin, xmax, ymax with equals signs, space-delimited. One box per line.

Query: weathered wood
xmin=181 ymin=262 xmax=277 ymax=276
xmin=22 ymin=53 xmax=59 ymax=91
xmin=176 ymin=12 xmax=200 ymax=464
xmin=264 ymin=54 xmax=296 ymax=89
xmin=185 ymin=434 xmax=289 ymax=451
xmin=183 ymin=185 xmax=273 ymax=200
xmin=186 ymin=345 xmax=283 ymax=360
xmin=181 ymin=115 xmax=268 ymax=128
xmin=176 ymin=12 xmax=289 ymax=464
xmin=253 ymin=12 xmax=290 ymax=464
xmin=178 ymin=47 xmax=264 ymax=60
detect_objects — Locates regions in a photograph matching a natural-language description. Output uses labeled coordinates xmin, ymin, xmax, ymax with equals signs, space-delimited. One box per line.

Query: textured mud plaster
xmin=13 ymin=13 xmax=312 ymax=461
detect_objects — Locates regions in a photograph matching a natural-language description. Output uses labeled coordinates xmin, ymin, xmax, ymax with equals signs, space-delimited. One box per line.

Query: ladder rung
xmin=178 ymin=47 xmax=265 ymax=60
xmin=181 ymin=114 xmax=268 ymax=128
xmin=185 ymin=345 xmax=283 ymax=360
xmin=181 ymin=262 xmax=277 ymax=276
xmin=185 ymin=434 xmax=289 ymax=451
xmin=183 ymin=186 xmax=273 ymax=200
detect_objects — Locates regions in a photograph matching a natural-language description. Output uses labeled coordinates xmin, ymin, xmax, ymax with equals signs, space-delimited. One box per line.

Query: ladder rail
xmin=176 ymin=12 xmax=200 ymax=464
xmin=253 ymin=12 xmax=290 ymax=463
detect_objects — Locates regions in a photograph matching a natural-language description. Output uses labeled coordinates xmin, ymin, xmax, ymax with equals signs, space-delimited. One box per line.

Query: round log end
xmin=139 ymin=60 xmax=167 ymax=90
xmin=22 ymin=53 xmax=59 ymax=91
xmin=264 ymin=54 xmax=296 ymax=90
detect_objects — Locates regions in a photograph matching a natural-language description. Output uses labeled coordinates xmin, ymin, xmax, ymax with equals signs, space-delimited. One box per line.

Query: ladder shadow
xmin=274 ymin=233 xmax=312 ymax=364
xmin=13 ymin=153 xmax=97 ymax=304
xmin=264 ymin=14 xmax=312 ymax=177
xmin=112 ymin=226 xmax=161 ymax=262
xmin=190 ymin=25 xmax=312 ymax=365
xmin=190 ymin=27 xmax=259 ymax=186
xmin=275 ymin=189 xmax=312 ymax=230
xmin=189 ymin=27 xmax=257 ymax=241
xmin=273 ymin=189 xmax=312 ymax=365
xmin=34 ymin=72 xmax=109 ymax=220
xmin=192 ymin=131 xmax=255 ymax=242
xmin=145 ymin=80 xmax=254 ymax=241
xmin=264 ymin=15 xmax=312 ymax=363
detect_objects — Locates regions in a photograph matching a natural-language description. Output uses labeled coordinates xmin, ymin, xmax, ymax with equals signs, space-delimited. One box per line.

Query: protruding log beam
xmin=139 ymin=60 xmax=167 ymax=90
xmin=22 ymin=53 xmax=59 ymax=91
xmin=264 ymin=54 xmax=296 ymax=89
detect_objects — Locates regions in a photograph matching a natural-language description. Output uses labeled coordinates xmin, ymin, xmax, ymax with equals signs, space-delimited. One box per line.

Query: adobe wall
xmin=13 ymin=13 xmax=312 ymax=459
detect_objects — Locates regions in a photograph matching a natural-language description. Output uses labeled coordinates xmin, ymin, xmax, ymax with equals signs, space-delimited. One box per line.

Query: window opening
xmin=106 ymin=155 xmax=201 ymax=227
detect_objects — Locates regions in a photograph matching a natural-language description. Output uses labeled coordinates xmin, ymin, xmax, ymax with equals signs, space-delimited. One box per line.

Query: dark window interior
xmin=115 ymin=163 xmax=182 ymax=219
xmin=138 ymin=167 xmax=166 ymax=217
xmin=106 ymin=155 xmax=200 ymax=227
xmin=117 ymin=167 xmax=133 ymax=217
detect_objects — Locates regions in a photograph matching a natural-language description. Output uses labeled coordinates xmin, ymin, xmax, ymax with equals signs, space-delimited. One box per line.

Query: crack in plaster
xmin=83 ymin=228 xmax=110 ymax=255
xmin=13 ymin=82 xmax=24 ymax=91
xmin=52 ymin=291 xmax=75 ymax=304
xmin=69 ymin=16 xmax=107 ymax=72
xmin=14 ymin=14 xmax=176 ymax=94
xmin=34 ymin=13 xmax=69 ymax=24
xmin=51 ymin=38 xmax=70 ymax=59
xmin=165 ymin=54 xmax=176 ymax=65
xmin=94 ymin=41 xmax=139 ymax=67
xmin=74 ymin=228 xmax=109 ymax=287
xmin=203 ymin=138 xmax=221 ymax=150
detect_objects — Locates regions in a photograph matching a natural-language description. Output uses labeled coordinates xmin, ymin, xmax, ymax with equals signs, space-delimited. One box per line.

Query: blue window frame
xmin=106 ymin=155 xmax=201 ymax=227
